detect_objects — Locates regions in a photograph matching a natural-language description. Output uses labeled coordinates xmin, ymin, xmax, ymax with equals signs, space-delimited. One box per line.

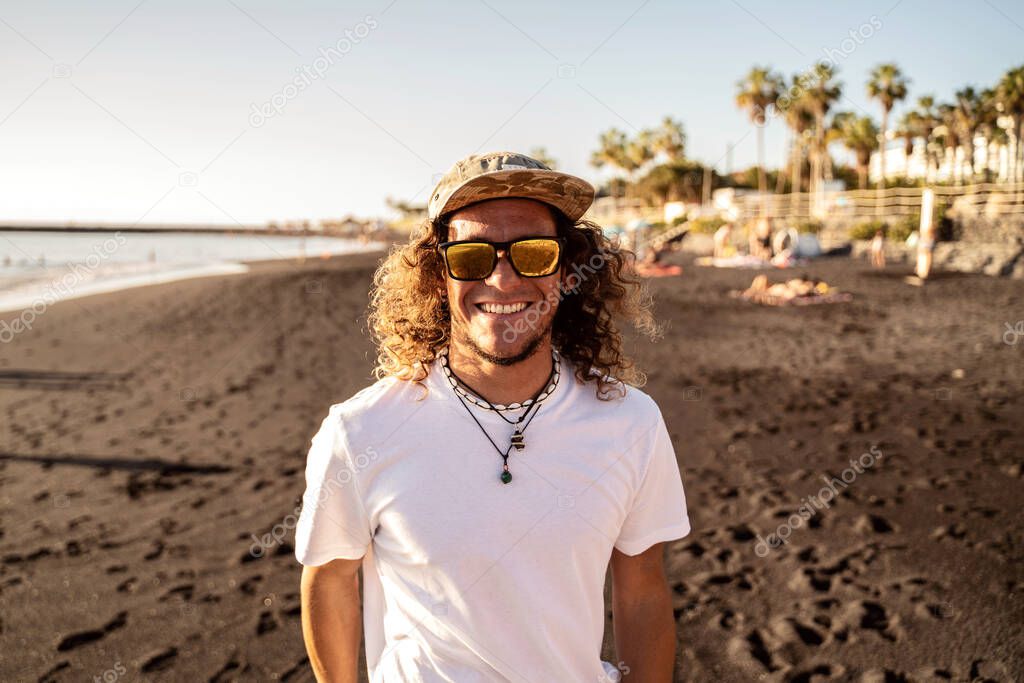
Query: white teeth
xmin=479 ymin=302 xmax=528 ymax=314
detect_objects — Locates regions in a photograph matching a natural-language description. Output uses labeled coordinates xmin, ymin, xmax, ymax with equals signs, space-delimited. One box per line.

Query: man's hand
xmin=301 ymin=557 xmax=364 ymax=683
xmin=610 ymin=543 xmax=676 ymax=682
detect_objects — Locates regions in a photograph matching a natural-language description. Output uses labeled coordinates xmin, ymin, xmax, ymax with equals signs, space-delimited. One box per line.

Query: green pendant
xmin=500 ymin=470 xmax=512 ymax=484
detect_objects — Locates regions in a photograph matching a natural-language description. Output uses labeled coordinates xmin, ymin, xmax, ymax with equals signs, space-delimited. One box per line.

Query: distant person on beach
xmin=871 ymin=228 xmax=886 ymax=268
xmin=915 ymin=212 xmax=937 ymax=280
xmin=713 ymin=221 xmax=733 ymax=259
xmin=749 ymin=217 xmax=773 ymax=260
xmin=295 ymin=151 xmax=689 ymax=682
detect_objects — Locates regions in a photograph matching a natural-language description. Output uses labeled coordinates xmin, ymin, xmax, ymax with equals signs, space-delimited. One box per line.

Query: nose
xmin=484 ymin=248 xmax=521 ymax=289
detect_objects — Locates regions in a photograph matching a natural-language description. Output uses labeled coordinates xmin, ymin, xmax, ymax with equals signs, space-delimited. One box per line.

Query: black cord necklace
xmin=449 ymin=362 xmax=554 ymax=484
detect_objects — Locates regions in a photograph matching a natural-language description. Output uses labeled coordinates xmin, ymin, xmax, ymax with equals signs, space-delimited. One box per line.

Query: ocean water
xmin=0 ymin=230 xmax=382 ymax=314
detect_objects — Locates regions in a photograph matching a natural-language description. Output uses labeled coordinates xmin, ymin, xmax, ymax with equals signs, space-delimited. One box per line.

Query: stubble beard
xmin=451 ymin=315 xmax=554 ymax=367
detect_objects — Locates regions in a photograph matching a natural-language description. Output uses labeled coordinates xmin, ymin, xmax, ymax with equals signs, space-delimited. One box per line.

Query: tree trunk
xmin=1017 ymin=118 xmax=1023 ymax=182
xmin=1005 ymin=125 xmax=1014 ymax=182
xmin=984 ymin=138 xmax=993 ymax=183
xmin=757 ymin=124 xmax=767 ymax=216
xmin=925 ymin=133 xmax=935 ymax=183
xmin=964 ymin=136 xmax=975 ymax=181
xmin=878 ymin=108 xmax=889 ymax=189
xmin=810 ymin=114 xmax=824 ymax=218
xmin=757 ymin=124 xmax=766 ymax=195
xmin=776 ymin=135 xmax=788 ymax=194
xmin=791 ymin=141 xmax=802 ymax=193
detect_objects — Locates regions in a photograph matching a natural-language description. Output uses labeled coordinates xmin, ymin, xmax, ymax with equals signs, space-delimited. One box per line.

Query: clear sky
xmin=1 ymin=0 xmax=1021 ymax=225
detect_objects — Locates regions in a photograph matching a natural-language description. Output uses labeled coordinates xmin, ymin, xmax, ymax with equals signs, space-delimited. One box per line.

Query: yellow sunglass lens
xmin=446 ymin=243 xmax=495 ymax=279
xmin=510 ymin=239 xmax=560 ymax=276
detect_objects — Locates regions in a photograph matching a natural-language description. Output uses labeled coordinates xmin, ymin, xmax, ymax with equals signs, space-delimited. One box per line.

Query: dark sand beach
xmin=1 ymin=250 xmax=1021 ymax=682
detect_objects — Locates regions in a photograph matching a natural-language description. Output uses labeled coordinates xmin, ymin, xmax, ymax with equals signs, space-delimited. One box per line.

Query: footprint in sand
xmin=37 ymin=659 xmax=70 ymax=682
xmin=853 ymin=513 xmax=895 ymax=535
xmin=209 ymin=656 xmax=243 ymax=682
xmin=159 ymin=583 xmax=195 ymax=602
xmin=116 ymin=574 xmax=141 ymax=593
xmin=279 ymin=657 xmax=311 ymax=682
xmin=783 ymin=663 xmax=843 ymax=682
xmin=257 ymin=610 xmax=278 ymax=635
xmin=139 ymin=646 xmax=178 ymax=673
xmin=728 ymin=617 xmax=827 ymax=673
xmin=239 ymin=574 xmax=263 ymax=595
xmin=55 ymin=610 xmax=126 ymax=652
xmin=726 ymin=628 xmax=777 ymax=674
xmin=830 ymin=599 xmax=902 ymax=643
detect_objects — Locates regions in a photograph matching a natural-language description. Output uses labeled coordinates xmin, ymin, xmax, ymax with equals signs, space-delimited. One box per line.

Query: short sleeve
xmin=614 ymin=412 xmax=691 ymax=556
xmin=294 ymin=408 xmax=373 ymax=566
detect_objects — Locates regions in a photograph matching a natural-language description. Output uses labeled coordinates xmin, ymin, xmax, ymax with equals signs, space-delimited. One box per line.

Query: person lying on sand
xmin=747 ymin=273 xmax=822 ymax=299
xmin=736 ymin=273 xmax=850 ymax=306
xmin=295 ymin=150 xmax=690 ymax=683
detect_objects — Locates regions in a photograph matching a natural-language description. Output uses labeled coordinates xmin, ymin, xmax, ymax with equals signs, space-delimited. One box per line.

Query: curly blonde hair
xmin=367 ymin=204 xmax=661 ymax=399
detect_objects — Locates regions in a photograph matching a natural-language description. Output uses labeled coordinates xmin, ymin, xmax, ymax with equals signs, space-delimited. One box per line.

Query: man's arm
xmin=301 ymin=557 xmax=364 ymax=683
xmin=610 ymin=542 xmax=676 ymax=682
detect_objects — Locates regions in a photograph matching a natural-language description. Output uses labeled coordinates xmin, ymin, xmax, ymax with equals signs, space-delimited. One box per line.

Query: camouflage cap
xmin=428 ymin=151 xmax=595 ymax=222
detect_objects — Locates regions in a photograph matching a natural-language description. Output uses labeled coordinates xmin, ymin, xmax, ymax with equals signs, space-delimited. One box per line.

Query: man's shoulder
xmin=573 ymin=369 xmax=662 ymax=425
xmin=329 ymin=374 xmax=422 ymax=417
xmin=322 ymin=371 xmax=444 ymax=439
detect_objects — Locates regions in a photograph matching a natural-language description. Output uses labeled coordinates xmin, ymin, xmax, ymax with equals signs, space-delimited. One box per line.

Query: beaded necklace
xmin=439 ymin=347 xmax=560 ymax=411
xmin=441 ymin=348 xmax=558 ymax=484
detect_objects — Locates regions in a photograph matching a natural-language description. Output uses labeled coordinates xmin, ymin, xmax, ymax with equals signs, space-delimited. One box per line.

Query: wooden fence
xmin=733 ymin=182 xmax=1024 ymax=222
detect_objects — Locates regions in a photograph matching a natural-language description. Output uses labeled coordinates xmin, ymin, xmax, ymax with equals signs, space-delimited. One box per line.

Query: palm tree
xmin=866 ymin=63 xmax=910 ymax=188
xmin=936 ymin=103 xmax=962 ymax=183
xmin=650 ymin=116 xmax=686 ymax=162
xmin=735 ymin=66 xmax=783 ymax=197
xmin=833 ymin=112 xmax=879 ymax=189
xmin=976 ymin=88 xmax=1002 ymax=182
xmin=953 ymin=87 xmax=983 ymax=180
xmin=896 ymin=110 xmax=921 ymax=181
xmin=591 ymin=128 xmax=635 ymax=176
xmin=913 ymin=96 xmax=940 ymax=181
xmin=778 ymin=74 xmax=813 ymax=193
xmin=624 ymin=130 xmax=656 ymax=177
xmin=802 ymin=64 xmax=842 ymax=199
xmin=996 ymin=65 xmax=1024 ymax=182
xmin=784 ymin=99 xmax=814 ymax=193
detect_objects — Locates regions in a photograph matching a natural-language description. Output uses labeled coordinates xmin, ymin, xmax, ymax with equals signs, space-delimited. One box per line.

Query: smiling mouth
xmin=475 ymin=302 xmax=531 ymax=315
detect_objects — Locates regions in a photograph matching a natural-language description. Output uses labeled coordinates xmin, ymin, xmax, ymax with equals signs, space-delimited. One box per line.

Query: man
xmin=915 ymin=189 xmax=937 ymax=281
xmin=296 ymin=151 xmax=691 ymax=682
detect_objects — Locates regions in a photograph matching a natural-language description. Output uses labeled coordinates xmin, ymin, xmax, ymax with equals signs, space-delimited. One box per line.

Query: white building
xmin=869 ymin=134 xmax=1017 ymax=184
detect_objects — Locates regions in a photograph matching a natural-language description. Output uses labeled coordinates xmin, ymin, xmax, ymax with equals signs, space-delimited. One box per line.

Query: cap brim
xmin=436 ymin=169 xmax=595 ymax=222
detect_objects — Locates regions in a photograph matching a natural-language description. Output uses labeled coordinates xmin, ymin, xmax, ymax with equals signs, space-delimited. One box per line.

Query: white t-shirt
xmin=295 ymin=354 xmax=690 ymax=682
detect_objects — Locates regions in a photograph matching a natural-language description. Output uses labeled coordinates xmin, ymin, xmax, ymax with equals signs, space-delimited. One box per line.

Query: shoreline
xmin=0 ymin=243 xmax=389 ymax=317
